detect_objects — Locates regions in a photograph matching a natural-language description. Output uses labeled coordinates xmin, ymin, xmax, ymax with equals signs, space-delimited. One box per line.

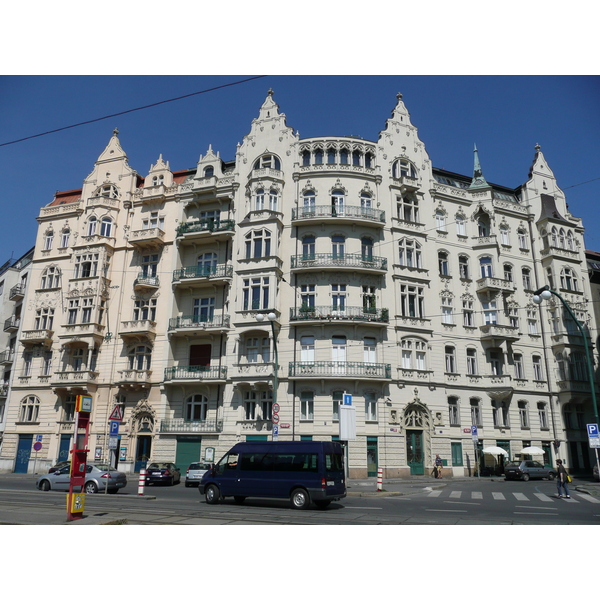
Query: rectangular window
xmin=332 ymin=391 xmax=342 ymax=421
xmin=300 ymin=284 xmax=315 ymax=309
xmin=400 ymin=284 xmax=425 ymax=318
xmin=448 ymin=398 xmax=459 ymax=425
xmin=470 ymin=399 xmax=482 ymax=427
xmin=397 ymin=195 xmax=419 ymax=223
xmin=301 ymin=391 xmax=314 ymax=421
xmin=134 ymin=298 xmax=158 ymax=321
xmin=365 ymin=392 xmax=377 ymax=422
xmin=519 ymin=401 xmax=529 ymax=429
xmin=331 ymin=284 xmax=347 ymax=312
xmin=467 ymin=348 xmax=478 ymax=375
xmin=533 ymin=356 xmax=544 ymax=381
xmin=463 ymin=299 xmax=474 ymax=327
xmin=513 ymin=353 xmax=524 ymax=379
xmin=243 ymin=277 xmax=270 ymax=310
xmin=441 ymin=297 xmax=453 ymax=324
xmin=527 ymin=310 xmax=538 ymax=334
xmin=483 ymin=301 xmax=498 ymax=325
xmin=538 ymin=402 xmax=549 ymax=429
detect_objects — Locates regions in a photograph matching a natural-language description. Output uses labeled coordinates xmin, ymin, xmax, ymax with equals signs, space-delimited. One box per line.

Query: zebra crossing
xmin=426 ymin=489 xmax=600 ymax=503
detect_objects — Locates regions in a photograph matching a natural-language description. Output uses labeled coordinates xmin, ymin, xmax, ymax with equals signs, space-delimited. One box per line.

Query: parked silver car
xmin=185 ymin=462 xmax=212 ymax=487
xmin=36 ymin=463 xmax=127 ymax=493
xmin=504 ymin=460 xmax=556 ymax=481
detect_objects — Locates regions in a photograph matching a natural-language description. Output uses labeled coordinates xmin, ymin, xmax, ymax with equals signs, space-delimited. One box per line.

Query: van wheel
xmin=234 ymin=496 xmax=246 ymax=504
xmin=314 ymin=500 xmax=331 ymax=509
xmin=290 ymin=488 xmax=310 ymax=510
xmin=205 ymin=484 xmax=220 ymax=504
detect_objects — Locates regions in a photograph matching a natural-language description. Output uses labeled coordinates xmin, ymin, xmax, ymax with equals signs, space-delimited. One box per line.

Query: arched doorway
xmin=403 ymin=396 xmax=432 ymax=476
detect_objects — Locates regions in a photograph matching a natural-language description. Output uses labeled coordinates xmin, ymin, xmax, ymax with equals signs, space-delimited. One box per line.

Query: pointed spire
xmin=469 ymin=144 xmax=490 ymax=190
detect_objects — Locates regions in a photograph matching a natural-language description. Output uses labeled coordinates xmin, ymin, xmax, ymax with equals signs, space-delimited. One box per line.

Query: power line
xmin=0 ymin=76 xmax=268 ymax=148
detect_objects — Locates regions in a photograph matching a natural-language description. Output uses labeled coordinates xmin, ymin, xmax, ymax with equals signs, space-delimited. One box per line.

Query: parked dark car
xmin=48 ymin=460 xmax=70 ymax=473
xmin=504 ymin=460 xmax=556 ymax=481
xmin=146 ymin=462 xmax=181 ymax=485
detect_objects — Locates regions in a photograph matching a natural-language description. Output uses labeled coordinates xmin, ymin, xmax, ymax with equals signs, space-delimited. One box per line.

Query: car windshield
xmin=190 ymin=463 xmax=209 ymax=470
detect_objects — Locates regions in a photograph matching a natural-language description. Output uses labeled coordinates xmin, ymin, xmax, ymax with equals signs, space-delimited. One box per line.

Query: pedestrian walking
xmin=434 ymin=454 xmax=443 ymax=479
xmin=556 ymin=459 xmax=570 ymax=498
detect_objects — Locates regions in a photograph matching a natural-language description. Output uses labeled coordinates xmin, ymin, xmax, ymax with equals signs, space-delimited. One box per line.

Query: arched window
xmin=565 ymin=230 xmax=574 ymax=250
xmin=445 ymin=346 xmax=456 ymax=373
xmin=186 ymin=394 xmax=208 ymax=422
xmin=477 ymin=215 xmax=490 ymax=237
xmin=435 ymin=211 xmax=447 ymax=232
xmin=41 ymin=266 xmax=60 ymax=289
xmin=455 ymin=215 xmax=466 ymax=237
xmin=314 ymin=149 xmax=323 ymax=165
xmin=438 ymin=251 xmax=450 ymax=276
xmin=365 ymin=152 xmax=374 ymax=169
xmin=44 ymin=230 xmax=54 ymax=251
xmin=522 ymin=267 xmax=532 ymax=289
xmin=360 ymin=191 xmax=373 ymax=210
xmin=60 ymin=228 xmax=70 ymax=248
xmin=20 ymin=396 xmax=40 ymax=422
xmin=352 ymin=150 xmax=362 ymax=166
xmin=152 ymin=174 xmax=164 ymax=186
xmin=331 ymin=189 xmax=345 ymax=216
xmin=459 ymin=255 xmax=470 ymax=279
xmin=327 ymin=147 xmax=336 ymax=164
xmin=100 ymin=217 xmax=112 ymax=237
xmin=129 ymin=345 xmax=152 ymax=370
xmin=503 ymin=264 xmax=513 ymax=282
xmin=302 ymin=190 xmax=316 ymax=215
xmin=339 ymin=148 xmax=349 ymax=165
xmin=480 ymin=256 xmax=493 ymax=278
xmin=203 ymin=166 xmax=214 ymax=177
xmin=87 ymin=216 xmax=97 ymax=236
xmin=500 ymin=226 xmax=510 ymax=246
xmin=302 ymin=150 xmax=311 ymax=166
xmin=268 ymin=188 xmax=279 ymax=212
xmin=99 ymin=184 xmax=119 ymax=198
xmin=254 ymin=188 xmax=265 ymax=211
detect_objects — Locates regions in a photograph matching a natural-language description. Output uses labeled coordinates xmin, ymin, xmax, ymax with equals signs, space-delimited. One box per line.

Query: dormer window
xmin=203 ymin=166 xmax=214 ymax=177
xmin=152 ymin=174 xmax=164 ymax=186
xmin=392 ymin=159 xmax=417 ymax=179
xmin=98 ymin=184 xmax=119 ymax=198
xmin=254 ymin=154 xmax=281 ymax=170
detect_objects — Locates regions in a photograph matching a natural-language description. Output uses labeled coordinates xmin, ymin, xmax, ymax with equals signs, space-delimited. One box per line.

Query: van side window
xmin=239 ymin=452 xmax=319 ymax=472
xmin=215 ymin=452 xmax=239 ymax=474
xmin=325 ymin=453 xmax=344 ymax=472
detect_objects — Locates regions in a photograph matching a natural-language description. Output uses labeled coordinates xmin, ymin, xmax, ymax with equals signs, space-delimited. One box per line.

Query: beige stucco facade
xmin=1 ymin=92 xmax=597 ymax=478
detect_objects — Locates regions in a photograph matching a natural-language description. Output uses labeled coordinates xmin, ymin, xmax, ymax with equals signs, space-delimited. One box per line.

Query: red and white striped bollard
xmin=138 ymin=468 xmax=146 ymax=496
xmin=377 ymin=467 xmax=383 ymax=491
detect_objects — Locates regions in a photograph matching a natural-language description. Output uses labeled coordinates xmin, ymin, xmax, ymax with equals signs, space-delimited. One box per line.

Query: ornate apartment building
xmin=0 ymin=91 xmax=597 ymax=478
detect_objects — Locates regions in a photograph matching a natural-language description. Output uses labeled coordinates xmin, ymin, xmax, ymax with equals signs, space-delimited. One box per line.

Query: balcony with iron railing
xmin=9 ymin=284 xmax=25 ymax=300
xmin=172 ymin=264 xmax=233 ymax=285
xmin=3 ymin=316 xmax=20 ymax=332
xmin=0 ymin=349 xmax=15 ymax=364
xmin=134 ymin=273 xmax=160 ymax=291
xmin=288 ymin=361 xmax=391 ymax=379
xmin=159 ymin=418 xmax=223 ymax=434
xmin=290 ymin=253 xmax=387 ymax=272
xmin=291 ymin=205 xmax=385 ymax=226
xmin=163 ymin=365 xmax=228 ymax=383
xmin=289 ymin=306 xmax=389 ymax=325
xmin=168 ymin=314 xmax=230 ymax=335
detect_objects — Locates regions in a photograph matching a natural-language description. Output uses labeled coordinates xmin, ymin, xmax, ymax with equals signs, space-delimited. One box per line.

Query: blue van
xmin=198 ymin=441 xmax=346 ymax=509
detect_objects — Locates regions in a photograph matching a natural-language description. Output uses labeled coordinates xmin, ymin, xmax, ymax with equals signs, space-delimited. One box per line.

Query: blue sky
xmin=1 ymin=75 xmax=599 ymax=262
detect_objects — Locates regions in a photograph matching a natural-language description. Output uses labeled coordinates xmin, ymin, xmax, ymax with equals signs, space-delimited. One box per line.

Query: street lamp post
xmin=256 ymin=312 xmax=278 ymax=440
xmin=533 ymin=285 xmax=600 ymax=474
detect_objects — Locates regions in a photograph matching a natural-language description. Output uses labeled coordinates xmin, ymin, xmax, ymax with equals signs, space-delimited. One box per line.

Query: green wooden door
xmin=367 ymin=437 xmax=378 ymax=477
xmin=175 ymin=436 xmax=202 ymax=472
xmin=406 ymin=430 xmax=424 ymax=475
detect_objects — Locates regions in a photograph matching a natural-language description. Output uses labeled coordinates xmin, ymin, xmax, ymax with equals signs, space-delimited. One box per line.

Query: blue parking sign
xmin=109 ymin=421 xmax=120 ymax=437
xmin=587 ymin=424 xmax=599 ymax=437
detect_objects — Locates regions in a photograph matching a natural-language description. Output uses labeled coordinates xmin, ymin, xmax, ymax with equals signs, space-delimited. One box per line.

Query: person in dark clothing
xmin=434 ymin=454 xmax=443 ymax=479
xmin=556 ymin=459 xmax=570 ymax=498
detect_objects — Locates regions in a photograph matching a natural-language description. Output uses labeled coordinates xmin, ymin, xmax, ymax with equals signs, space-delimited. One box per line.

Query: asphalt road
xmin=1 ymin=474 xmax=599 ymax=525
